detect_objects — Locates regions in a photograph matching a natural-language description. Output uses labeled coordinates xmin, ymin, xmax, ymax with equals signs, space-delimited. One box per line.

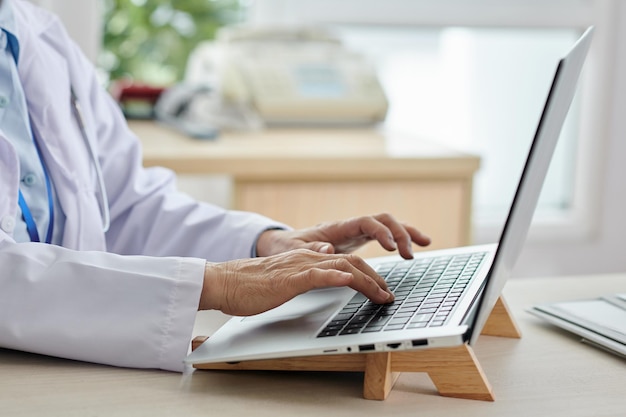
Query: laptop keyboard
xmin=316 ymin=252 xmax=486 ymax=338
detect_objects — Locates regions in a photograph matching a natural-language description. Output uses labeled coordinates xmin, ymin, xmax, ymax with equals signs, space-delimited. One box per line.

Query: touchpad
xmin=242 ymin=287 xmax=353 ymax=323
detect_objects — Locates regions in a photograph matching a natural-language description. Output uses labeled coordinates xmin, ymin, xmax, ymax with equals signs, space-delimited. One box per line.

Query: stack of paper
xmin=529 ymin=294 xmax=626 ymax=358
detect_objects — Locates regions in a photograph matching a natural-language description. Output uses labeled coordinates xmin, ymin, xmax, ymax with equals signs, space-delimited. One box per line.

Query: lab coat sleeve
xmin=0 ymin=2 xmax=289 ymax=373
xmin=0 ymin=240 xmax=205 ymax=372
xmin=62 ymin=29 xmax=288 ymax=262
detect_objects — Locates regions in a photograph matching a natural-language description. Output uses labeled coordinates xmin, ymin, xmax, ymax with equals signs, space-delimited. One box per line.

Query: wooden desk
xmin=1 ymin=273 xmax=624 ymax=416
xmin=130 ymin=121 xmax=480 ymax=256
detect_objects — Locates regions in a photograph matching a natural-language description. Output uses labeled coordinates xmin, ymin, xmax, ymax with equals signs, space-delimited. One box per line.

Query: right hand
xmin=199 ymin=249 xmax=394 ymax=316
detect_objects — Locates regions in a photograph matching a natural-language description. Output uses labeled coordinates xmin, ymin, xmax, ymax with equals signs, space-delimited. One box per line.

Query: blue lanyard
xmin=17 ymin=139 xmax=54 ymax=244
xmin=4 ymin=29 xmax=55 ymax=244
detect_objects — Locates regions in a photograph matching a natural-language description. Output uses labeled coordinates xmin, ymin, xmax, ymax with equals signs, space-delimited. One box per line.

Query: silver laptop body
xmin=185 ymin=27 xmax=594 ymax=365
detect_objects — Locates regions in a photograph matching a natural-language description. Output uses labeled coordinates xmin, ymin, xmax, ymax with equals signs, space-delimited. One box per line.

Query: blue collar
xmin=0 ymin=0 xmax=19 ymax=63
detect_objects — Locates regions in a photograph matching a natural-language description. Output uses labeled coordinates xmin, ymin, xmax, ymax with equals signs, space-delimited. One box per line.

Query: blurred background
xmin=30 ymin=0 xmax=626 ymax=279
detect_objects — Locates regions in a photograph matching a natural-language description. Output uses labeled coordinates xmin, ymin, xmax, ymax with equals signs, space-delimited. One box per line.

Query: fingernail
xmin=320 ymin=244 xmax=331 ymax=253
xmin=378 ymin=288 xmax=394 ymax=303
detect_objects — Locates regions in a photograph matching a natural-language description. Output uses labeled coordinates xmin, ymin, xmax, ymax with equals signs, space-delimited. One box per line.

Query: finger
xmin=309 ymin=267 xmax=391 ymax=304
xmin=314 ymin=254 xmax=389 ymax=290
xmin=300 ymin=241 xmax=336 ymax=254
xmin=405 ymin=224 xmax=431 ymax=247
xmin=345 ymin=266 xmax=393 ymax=304
xmin=327 ymin=256 xmax=393 ymax=304
xmin=336 ymin=216 xmax=400 ymax=252
xmin=373 ymin=214 xmax=432 ymax=259
xmin=295 ymin=268 xmax=353 ymax=290
xmin=375 ymin=214 xmax=415 ymax=258
xmin=393 ymin=224 xmax=431 ymax=259
xmin=348 ymin=254 xmax=390 ymax=292
xmin=348 ymin=214 xmax=414 ymax=256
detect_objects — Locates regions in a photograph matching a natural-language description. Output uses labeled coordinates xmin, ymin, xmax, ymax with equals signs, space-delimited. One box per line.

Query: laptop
xmin=185 ymin=27 xmax=594 ymax=365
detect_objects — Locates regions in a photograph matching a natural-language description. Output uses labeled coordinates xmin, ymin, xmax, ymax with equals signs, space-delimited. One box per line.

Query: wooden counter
xmin=130 ymin=121 xmax=481 ymax=256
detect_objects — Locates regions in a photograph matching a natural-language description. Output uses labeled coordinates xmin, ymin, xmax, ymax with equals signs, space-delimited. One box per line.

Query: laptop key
xmin=362 ymin=326 xmax=383 ymax=333
xmin=384 ymin=324 xmax=406 ymax=331
xmin=411 ymin=313 xmax=434 ymax=323
xmin=339 ymin=328 xmax=362 ymax=335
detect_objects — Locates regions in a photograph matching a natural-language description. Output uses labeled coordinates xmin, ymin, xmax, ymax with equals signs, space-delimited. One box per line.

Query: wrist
xmin=199 ymin=262 xmax=225 ymax=311
xmin=255 ymin=228 xmax=283 ymax=257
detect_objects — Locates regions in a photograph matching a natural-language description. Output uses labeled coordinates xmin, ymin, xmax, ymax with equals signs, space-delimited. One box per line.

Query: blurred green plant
xmin=100 ymin=0 xmax=243 ymax=86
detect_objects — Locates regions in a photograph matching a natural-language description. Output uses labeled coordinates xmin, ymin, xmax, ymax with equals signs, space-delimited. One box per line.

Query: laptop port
xmin=412 ymin=339 xmax=428 ymax=347
xmin=386 ymin=343 xmax=402 ymax=349
xmin=359 ymin=344 xmax=375 ymax=352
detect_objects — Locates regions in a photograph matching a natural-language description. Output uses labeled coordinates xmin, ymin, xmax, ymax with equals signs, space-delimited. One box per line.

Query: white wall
xmin=28 ymin=0 xmax=102 ymax=63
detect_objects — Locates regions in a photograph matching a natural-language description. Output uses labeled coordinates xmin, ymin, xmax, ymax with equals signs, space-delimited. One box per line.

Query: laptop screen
xmin=468 ymin=27 xmax=594 ymax=346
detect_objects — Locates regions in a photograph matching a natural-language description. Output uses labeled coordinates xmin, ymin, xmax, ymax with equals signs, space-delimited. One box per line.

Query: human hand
xmin=199 ymin=249 xmax=394 ymax=316
xmin=256 ymin=213 xmax=430 ymax=260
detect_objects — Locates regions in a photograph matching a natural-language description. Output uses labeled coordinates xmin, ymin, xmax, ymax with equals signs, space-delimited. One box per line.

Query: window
xmin=329 ymin=26 xmax=580 ymax=224
xmin=100 ymin=0 xmax=244 ymax=86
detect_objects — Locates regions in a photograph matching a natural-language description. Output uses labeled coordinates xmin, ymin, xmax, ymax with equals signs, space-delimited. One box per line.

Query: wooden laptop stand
xmin=192 ymin=296 xmax=521 ymax=401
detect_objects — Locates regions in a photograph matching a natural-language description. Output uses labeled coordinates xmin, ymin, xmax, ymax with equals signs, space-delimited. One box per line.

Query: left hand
xmin=256 ymin=213 xmax=431 ymax=260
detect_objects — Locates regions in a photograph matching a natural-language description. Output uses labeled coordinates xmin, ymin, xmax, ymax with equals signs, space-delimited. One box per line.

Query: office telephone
xmin=183 ymin=26 xmax=389 ymax=128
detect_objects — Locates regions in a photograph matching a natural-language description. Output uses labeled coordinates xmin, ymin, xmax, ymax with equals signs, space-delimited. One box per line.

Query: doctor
xmin=0 ymin=0 xmax=431 ymax=372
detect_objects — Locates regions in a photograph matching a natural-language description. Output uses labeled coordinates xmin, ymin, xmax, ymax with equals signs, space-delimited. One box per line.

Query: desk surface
xmin=130 ymin=121 xmax=480 ymax=179
xmin=2 ymin=274 xmax=625 ymax=417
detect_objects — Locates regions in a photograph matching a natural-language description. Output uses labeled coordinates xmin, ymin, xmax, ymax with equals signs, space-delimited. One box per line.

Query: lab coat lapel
xmin=15 ymin=18 xmax=106 ymax=250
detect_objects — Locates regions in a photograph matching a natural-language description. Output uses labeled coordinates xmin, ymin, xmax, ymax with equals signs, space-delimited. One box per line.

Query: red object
xmin=109 ymin=80 xmax=165 ymax=105
xmin=109 ymin=80 xmax=166 ymax=119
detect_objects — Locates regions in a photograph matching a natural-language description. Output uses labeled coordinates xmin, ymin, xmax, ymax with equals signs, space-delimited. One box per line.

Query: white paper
xmin=552 ymin=299 xmax=626 ymax=344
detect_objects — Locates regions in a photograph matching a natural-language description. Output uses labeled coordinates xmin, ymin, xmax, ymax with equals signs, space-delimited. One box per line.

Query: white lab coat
xmin=0 ymin=1 xmax=285 ymax=371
